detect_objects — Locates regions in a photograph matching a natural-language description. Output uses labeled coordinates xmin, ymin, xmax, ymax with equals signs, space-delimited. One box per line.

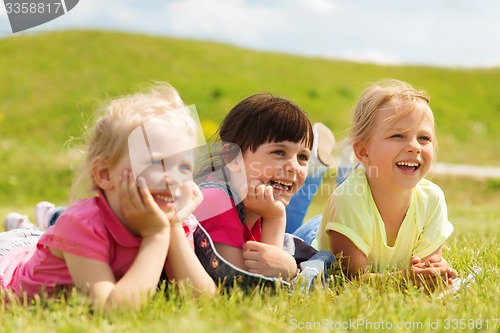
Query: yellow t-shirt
xmin=316 ymin=167 xmax=453 ymax=272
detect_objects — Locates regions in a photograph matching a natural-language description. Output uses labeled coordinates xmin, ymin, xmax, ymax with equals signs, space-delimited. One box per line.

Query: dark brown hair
xmin=217 ymin=93 xmax=313 ymax=152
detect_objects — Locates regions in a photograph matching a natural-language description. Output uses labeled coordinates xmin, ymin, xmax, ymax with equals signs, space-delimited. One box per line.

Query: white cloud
xmin=306 ymin=0 xmax=337 ymax=15
xmin=1 ymin=0 xmax=498 ymax=68
xmin=338 ymin=50 xmax=402 ymax=66
xmin=163 ymin=0 xmax=288 ymax=46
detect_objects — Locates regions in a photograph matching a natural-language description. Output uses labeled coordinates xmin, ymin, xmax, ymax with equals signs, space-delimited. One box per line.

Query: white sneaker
xmin=309 ymin=123 xmax=335 ymax=174
xmin=3 ymin=212 xmax=35 ymax=231
xmin=35 ymin=201 xmax=56 ymax=230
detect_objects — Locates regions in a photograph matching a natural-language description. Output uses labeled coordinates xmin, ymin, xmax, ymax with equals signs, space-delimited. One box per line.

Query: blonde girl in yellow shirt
xmin=316 ymin=79 xmax=457 ymax=290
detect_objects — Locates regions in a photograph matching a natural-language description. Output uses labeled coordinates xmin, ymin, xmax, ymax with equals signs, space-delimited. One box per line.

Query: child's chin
xmin=275 ymin=196 xmax=290 ymax=206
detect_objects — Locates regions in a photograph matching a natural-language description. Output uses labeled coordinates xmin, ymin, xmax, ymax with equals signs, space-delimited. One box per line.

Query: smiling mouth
xmin=269 ymin=179 xmax=293 ymax=192
xmin=396 ymin=161 xmax=421 ymax=173
xmin=152 ymin=193 xmax=175 ymax=204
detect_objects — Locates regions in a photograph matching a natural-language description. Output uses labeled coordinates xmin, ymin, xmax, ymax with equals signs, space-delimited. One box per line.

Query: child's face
xmin=357 ymin=101 xmax=434 ymax=191
xmin=242 ymin=140 xmax=310 ymax=205
xmin=127 ymin=119 xmax=197 ymax=213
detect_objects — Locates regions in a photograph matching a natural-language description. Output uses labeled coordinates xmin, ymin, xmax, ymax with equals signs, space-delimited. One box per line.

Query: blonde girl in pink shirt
xmin=0 ymin=83 xmax=216 ymax=308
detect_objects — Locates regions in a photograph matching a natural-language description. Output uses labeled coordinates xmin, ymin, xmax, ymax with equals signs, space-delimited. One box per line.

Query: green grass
xmin=1 ymin=173 xmax=500 ymax=333
xmin=1 ymin=30 xmax=500 ymax=332
xmin=3 ymin=175 xmax=499 ymax=333
xmin=1 ymin=30 xmax=499 ymax=207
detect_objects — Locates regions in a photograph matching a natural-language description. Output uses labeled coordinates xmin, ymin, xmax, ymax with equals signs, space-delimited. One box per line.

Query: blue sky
xmin=1 ymin=0 xmax=499 ymax=68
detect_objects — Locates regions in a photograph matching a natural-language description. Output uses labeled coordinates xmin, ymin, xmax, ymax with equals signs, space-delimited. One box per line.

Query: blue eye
xmin=418 ymin=136 xmax=432 ymax=142
xmin=390 ymin=134 xmax=403 ymax=139
xmin=179 ymin=163 xmax=193 ymax=173
xmin=273 ymin=150 xmax=285 ymax=156
xmin=298 ymin=154 xmax=309 ymax=161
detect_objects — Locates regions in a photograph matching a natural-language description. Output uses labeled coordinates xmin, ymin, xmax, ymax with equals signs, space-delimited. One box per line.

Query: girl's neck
xmin=367 ymin=177 xmax=413 ymax=246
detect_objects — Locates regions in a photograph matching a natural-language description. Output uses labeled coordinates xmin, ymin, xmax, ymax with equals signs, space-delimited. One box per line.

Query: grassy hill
xmin=1 ymin=31 xmax=500 ymax=333
xmin=1 ymin=30 xmax=499 ymax=207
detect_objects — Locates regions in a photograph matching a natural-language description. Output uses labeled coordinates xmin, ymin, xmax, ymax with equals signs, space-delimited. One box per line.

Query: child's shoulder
xmin=199 ymin=183 xmax=232 ymax=200
xmin=331 ymin=167 xmax=369 ymax=200
xmin=198 ymin=181 xmax=242 ymax=202
xmin=196 ymin=183 xmax=234 ymax=211
xmin=65 ymin=195 xmax=103 ymax=216
xmin=418 ymin=177 xmax=444 ymax=193
xmin=416 ymin=177 xmax=446 ymax=201
xmin=57 ymin=195 xmax=108 ymax=230
xmin=195 ymin=182 xmax=244 ymax=223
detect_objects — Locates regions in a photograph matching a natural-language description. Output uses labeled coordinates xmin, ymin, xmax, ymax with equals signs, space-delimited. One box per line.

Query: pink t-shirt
xmin=194 ymin=187 xmax=261 ymax=249
xmin=0 ymin=191 xmax=198 ymax=298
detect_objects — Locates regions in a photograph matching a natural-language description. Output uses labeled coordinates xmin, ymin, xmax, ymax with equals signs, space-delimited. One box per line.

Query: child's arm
xmin=330 ymin=230 xmax=369 ymax=277
xmin=240 ymin=180 xmax=296 ymax=277
xmin=330 ymin=231 xmax=456 ymax=290
xmin=163 ymin=183 xmax=216 ymax=295
xmin=407 ymin=248 xmax=457 ymax=289
xmin=243 ymin=241 xmax=297 ymax=278
xmin=244 ymin=181 xmax=286 ymax=247
xmin=64 ymin=231 xmax=169 ymax=309
xmin=164 ymin=224 xmax=217 ymax=295
xmin=209 ymin=181 xmax=294 ymax=278
xmin=214 ymin=241 xmax=297 ymax=278
xmin=64 ymin=171 xmax=171 ymax=309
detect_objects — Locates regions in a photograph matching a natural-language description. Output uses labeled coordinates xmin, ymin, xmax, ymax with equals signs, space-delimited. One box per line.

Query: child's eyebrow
xmin=149 ymin=151 xmax=194 ymax=160
xmin=147 ymin=152 xmax=170 ymax=160
xmin=385 ymin=127 xmax=409 ymax=133
xmin=385 ymin=127 xmax=433 ymax=135
xmin=268 ymin=143 xmax=288 ymax=148
xmin=268 ymin=142 xmax=311 ymax=153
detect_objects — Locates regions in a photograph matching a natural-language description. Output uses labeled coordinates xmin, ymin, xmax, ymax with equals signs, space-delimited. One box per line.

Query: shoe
xmin=35 ymin=201 xmax=56 ymax=230
xmin=311 ymin=122 xmax=335 ymax=167
xmin=3 ymin=212 xmax=35 ymax=231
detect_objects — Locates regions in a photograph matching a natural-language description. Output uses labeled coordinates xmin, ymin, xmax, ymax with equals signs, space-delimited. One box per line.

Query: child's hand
xmin=407 ymin=255 xmax=457 ymax=291
xmin=242 ymin=241 xmax=297 ymax=278
xmin=412 ymin=254 xmax=444 ymax=266
xmin=411 ymin=255 xmax=458 ymax=281
xmin=244 ymin=180 xmax=285 ymax=220
xmin=119 ymin=170 xmax=170 ymax=238
xmin=167 ymin=181 xmax=203 ymax=224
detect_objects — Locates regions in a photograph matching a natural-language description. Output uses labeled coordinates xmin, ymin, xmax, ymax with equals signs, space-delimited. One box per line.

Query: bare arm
xmin=330 ymin=230 xmax=368 ymax=278
xmin=206 ymin=181 xmax=292 ymax=278
xmin=213 ymin=241 xmax=297 ymax=279
xmin=244 ymin=181 xmax=286 ymax=247
xmin=164 ymin=224 xmax=217 ymax=296
xmin=214 ymin=242 xmax=247 ymax=270
xmin=243 ymin=241 xmax=297 ymax=278
xmin=64 ymin=170 xmax=172 ymax=309
xmin=64 ymin=230 xmax=170 ymax=309
xmin=408 ymin=247 xmax=457 ymax=288
xmin=160 ymin=182 xmax=216 ymax=295
xmin=330 ymin=231 xmax=456 ymax=290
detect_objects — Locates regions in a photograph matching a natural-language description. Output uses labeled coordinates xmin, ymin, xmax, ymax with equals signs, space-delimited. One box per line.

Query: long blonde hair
xmin=70 ymin=83 xmax=196 ymax=201
xmin=343 ymin=79 xmax=435 ymax=170
xmin=349 ymin=79 xmax=432 ymax=145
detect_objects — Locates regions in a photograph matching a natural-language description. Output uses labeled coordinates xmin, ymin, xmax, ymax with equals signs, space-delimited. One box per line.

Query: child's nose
xmin=406 ymin=137 xmax=422 ymax=153
xmin=285 ymin=156 xmax=301 ymax=174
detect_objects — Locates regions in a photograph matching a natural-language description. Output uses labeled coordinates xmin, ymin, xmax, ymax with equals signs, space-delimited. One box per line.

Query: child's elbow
xmin=193 ymin=281 xmax=218 ymax=297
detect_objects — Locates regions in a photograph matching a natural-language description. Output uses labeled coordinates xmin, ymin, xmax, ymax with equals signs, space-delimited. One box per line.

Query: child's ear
xmin=222 ymin=143 xmax=242 ymax=172
xmin=226 ymin=156 xmax=243 ymax=172
xmin=92 ymin=156 xmax=114 ymax=190
xmin=353 ymin=141 xmax=369 ymax=165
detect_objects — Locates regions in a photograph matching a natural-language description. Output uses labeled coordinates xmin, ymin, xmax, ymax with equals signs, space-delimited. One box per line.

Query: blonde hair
xmin=348 ymin=79 xmax=434 ymax=146
xmin=70 ymin=83 xmax=197 ymax=201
